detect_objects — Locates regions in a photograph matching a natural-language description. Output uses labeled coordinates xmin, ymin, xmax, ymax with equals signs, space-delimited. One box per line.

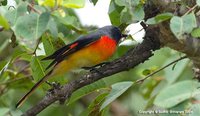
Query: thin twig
xmin=135 ymin=55 xmax=187 ymax=84
xmin=27 ymin=3 xmax=41 ymax=14
xmin=183 ymin=4 xmax=197 ymax=16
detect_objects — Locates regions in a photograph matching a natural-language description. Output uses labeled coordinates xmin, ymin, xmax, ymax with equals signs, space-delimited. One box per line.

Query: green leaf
xmin=53 ymin=14 xmax=82 ymax=32
xmin=10 ymin=110 xmax=23 ymax=116
xmin=62 ymin=0 xmax=85 ymax=8
xmin=88 ymin=93 xmax=108 ymax=110
xmin=83 ymin=93 xmax=108 ymax=116
xmin=146 ymin=13 xmax=173 ymax=25
xmin=11 ymin=45 xmax=31 ymax=61
xmin=0 ymin=15 xmax=9 ymax=29
xmin=30 ymin=56 xmax=46 ymax=81
xmin=142 ymin=69 xmax=151 ymax=76
xmin=38 ymin=0 xmax=85 ymax=8
xmin=132 ymin=4 xmax=144 ymax=22
xmin=42 ymin=34 xmax=55 ymax=55
xmin=164 ymin=58 xmax=189 ymax=84
xmin=0 ymin=0 xmax=7 ymax=6
xmin=100 ymin=81 xmax=133 ymax=110
xmin=0 ymin=60 xmax=11 ymax=77
xmin=170 ymin=12 xmax=197 ymax=39
xmin=38 ymin=0 xmax=57 ymax=7
xmin=108 ymin=0 xmax=123 ymax=26
xmin=90 ymin=0 xmax=98 ymax=5
xmin=47 ymin=18 xmax=58 ymax=38
xmin=120 ymin=7 xmax=133 ymax=24
xmin=154 ymin=80 xmax=200 ymax=108
xmin=189 ymin=104 xmax=200 ymax=116
xmin=0 ymin=39 xmax=9 ymax=54
xmin=119 ymin=1 xmax=144 ymax=24
xmin=191 ymin=28 xmax=200 ymax=38
xmin=14 ymin=12 xmax=50 ymax=40
xmin=0 ymin=107 xmax=9 ymax=116
xmin=68 ymin=79 xmax=107 ymax=105
xmin=196 ymin=0 xmax=200 ymax=6
xmin=115 ymin=0 xmax=140 ymax=7
xmin=182 ymin=13 xmax=197 ymax=33
xmin=115 ymin=0 xmax=127 ymax=6
xmin=5 ymin=2 xmax=28 ymax=26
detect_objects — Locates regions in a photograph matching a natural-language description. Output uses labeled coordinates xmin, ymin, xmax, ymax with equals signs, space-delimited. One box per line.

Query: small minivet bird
xmin=16 ymin=25 xmax=127 ymax=108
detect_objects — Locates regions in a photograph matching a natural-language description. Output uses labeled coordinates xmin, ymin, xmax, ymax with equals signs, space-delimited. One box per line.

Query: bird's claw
xmin=82 ymin=62 xmax=110 ymax=76
xmin=82 ymin=62 xmax=110 ymax=71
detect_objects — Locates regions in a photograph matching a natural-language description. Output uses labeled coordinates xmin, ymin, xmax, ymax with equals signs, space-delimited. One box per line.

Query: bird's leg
xmin=82 ymin=62 xmax=110 ymax=70
xmin=91 ymin=68 xmax=105 ymax=76
xmin=82 ymin=62 xmax=110 ymax=76
xmin=93 ymin=61 xmax=110 ymax=67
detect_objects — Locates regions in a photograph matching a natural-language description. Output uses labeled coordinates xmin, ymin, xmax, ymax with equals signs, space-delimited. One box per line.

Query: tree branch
xmin=22 ymin=26 xmax=161 ymax=115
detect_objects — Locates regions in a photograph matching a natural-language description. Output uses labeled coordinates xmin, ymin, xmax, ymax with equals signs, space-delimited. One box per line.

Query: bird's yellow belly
xmin=52 ymin=36 xmax=117 ymax=75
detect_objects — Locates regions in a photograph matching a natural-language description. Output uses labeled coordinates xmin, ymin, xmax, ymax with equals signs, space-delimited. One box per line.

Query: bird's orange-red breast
xmin=16 ymin=25 xmax=127 ymax=108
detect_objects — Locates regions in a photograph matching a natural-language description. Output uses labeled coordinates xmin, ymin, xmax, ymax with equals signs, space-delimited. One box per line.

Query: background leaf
xmin=146 ymin=13 xmax=173 ymax=25
xmin=90 ymin=0 xmax=98 ymax=5
xmin=42 ymin=34 xmax=55 ymax=55
xmin=100 ymin=81 xmax=133 ymax=110
xmin=170 ymin=13 xmax=197 ymax=39
xmin=108 ymin=0 xmax=123 ymax=26
xmin=53 ymin=12 xmax=83 ymax=32
xmin=0 ymin=107 xmax=9 ymax=116
xmin=0 ymin=59 xmax=11 ymax=78
xmin=68 ymin=79 xmax=107 ymax=105
xmin=0 ymin=0 xmax=7 ymax=6
xmin=38 ymin=0 xmax=85 ymax=8
xmin=196 ymin=0 xmax=200 ymax=6
xmin=14 ymin=12 xmax=50 ymax=40
xmin=30 ymin=56 xmax=46 ymax=81
xmin=191 ymin=28 xmax=200 ymax=38
xmin=5 ymin=2 xmax=28 ymax=26
xmin=81 ymin=93 xmax=108 ymax=116
xmin=189 ymin=104 xmax=200 ymax=116
xmin=47 ymin=18 xmax=58 ymax=38
xmin=62 ymin=0 xmax=85 ymax=8
xmin=154 ymin=80 xmax=200 ymax=108
xmin=0 ymin=15 xmax=9 ymax=29
xmin=164 ymin=58 xmax=189 ymax=84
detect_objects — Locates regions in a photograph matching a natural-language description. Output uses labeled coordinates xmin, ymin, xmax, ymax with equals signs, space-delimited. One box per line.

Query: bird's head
xmin=99 ymin=26 xmax=127 ymax=43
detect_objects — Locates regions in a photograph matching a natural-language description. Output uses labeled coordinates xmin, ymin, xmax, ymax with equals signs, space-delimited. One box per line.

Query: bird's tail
xmin=16 ymin=70 xmax=52 ymax=108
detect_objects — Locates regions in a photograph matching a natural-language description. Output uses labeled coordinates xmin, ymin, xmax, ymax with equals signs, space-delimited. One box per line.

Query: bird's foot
xmin=82 ymin=62 xmax=110 ymax=71
xmin=82 ymin=62 xmax=110 ymax=76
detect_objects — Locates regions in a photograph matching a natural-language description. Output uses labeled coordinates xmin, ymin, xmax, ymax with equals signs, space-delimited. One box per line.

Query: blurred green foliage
xmin=0 ymin=0 xmax=200 ymax=116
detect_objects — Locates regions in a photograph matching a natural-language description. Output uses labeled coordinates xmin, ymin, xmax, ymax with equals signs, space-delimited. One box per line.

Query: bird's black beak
xmin=119 ymin=34 xmax=128 ymax=44
xmin=122 ymin=34 xmax=128 ymax=38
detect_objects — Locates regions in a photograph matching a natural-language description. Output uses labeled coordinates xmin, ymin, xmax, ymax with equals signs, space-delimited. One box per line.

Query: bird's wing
xmin=42 ymin=32 xmax=103 ymax=70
